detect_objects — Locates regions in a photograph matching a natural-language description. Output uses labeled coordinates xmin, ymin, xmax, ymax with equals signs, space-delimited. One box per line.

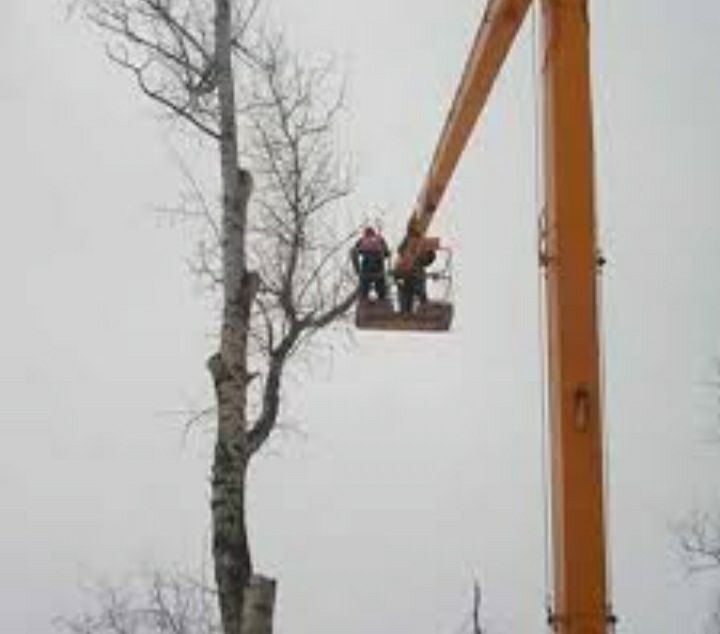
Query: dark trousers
xmin=398 ymin=273 xmax=427 ymax=313
xmin=360 ymin=272 xmax=387 ymax=301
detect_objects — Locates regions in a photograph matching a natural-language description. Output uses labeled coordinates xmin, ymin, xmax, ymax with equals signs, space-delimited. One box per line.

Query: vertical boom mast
xmin=541 ymin=0 xmax=610 ymax=631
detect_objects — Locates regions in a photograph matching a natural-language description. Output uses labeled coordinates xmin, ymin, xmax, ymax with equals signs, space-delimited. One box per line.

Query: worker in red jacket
xmin=351 ymin=226 xmax=390 ymax=301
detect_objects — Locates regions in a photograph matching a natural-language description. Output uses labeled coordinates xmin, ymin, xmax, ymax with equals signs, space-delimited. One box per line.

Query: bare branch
xmin=305 ymin=288 xmax=357 ymax=331
xmin=169 ymin=145 xmax=222 ymax=242
xmin=678 ymin=510 xmax=720 ymax=574
xmin=295 ymin=226 xmax=359 ymax=306
xmin=56 ymin=570 xmax=222 ymax=634
xmin=105 ymin=44 xmax=221 ymax=139
xmin=86 ymin=0 xmax=222 ymax=138
xmin=247 ymin=325 xmax=301 ymax=456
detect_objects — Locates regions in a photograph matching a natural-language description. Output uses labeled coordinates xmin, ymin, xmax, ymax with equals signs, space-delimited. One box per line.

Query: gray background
xmin=2 ymin=0 xmax=720 ymax=632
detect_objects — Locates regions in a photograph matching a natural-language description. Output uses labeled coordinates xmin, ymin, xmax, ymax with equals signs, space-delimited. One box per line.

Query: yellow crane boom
xmin=399 ymin=1 xmax=613 ymax=631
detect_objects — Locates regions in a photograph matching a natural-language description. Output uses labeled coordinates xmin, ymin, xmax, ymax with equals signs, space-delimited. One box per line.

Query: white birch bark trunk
xmin=210 ymin=2 xmax=259 ymax=633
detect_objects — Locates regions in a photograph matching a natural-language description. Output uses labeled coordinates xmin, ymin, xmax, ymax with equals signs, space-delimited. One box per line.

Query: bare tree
xmin=78 ymin=1 xmax=358 ymax=632
xmin=679 ymin=510 xmax=720 ymax=573
xmin=678 ymin=509 xmax=720 ymax=632
xmin=55 ymin=571 xmax=221 ymax=634
xmin=683 ymin=543 xmax=720 ymax=634
xmin=677 ymin=368 xmax=720 ymax=632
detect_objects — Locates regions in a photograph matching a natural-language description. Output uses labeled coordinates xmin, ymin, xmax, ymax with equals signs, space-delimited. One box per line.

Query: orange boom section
xmin=396 ymin=0 xmax=532 ymax=272
xmin=541 ymin=0 xmax=610 ymax=631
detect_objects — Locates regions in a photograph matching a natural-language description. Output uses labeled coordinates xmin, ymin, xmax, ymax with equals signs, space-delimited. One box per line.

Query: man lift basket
xmin=354 ymin=235 xmax=453 ymax=332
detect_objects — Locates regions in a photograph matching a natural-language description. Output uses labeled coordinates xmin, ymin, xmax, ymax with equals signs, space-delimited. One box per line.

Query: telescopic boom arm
xmin=396 ymin=0 xmax=532 ymax=271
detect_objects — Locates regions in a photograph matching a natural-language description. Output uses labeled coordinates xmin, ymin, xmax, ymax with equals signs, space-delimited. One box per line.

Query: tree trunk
xmin=209 ymin=173 xmax=257 ymax=634
xmin=211 ymin=1 xmax=257 ymax=632
xmin=209 ymin=407 xmax=251 ymax=634
xmin=242 ymin=575 xmax=277 ymax=634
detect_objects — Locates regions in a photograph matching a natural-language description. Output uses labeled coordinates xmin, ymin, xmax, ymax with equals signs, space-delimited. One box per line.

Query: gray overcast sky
xmin=3 ymin=1 xmax=720 ymax=632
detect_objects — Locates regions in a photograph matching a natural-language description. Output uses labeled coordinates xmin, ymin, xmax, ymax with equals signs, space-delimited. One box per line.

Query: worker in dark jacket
xmin=395 ymin=238 xmax=436 ymax=313
xmin=351 ymin=227 xmax=390 ymax=301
